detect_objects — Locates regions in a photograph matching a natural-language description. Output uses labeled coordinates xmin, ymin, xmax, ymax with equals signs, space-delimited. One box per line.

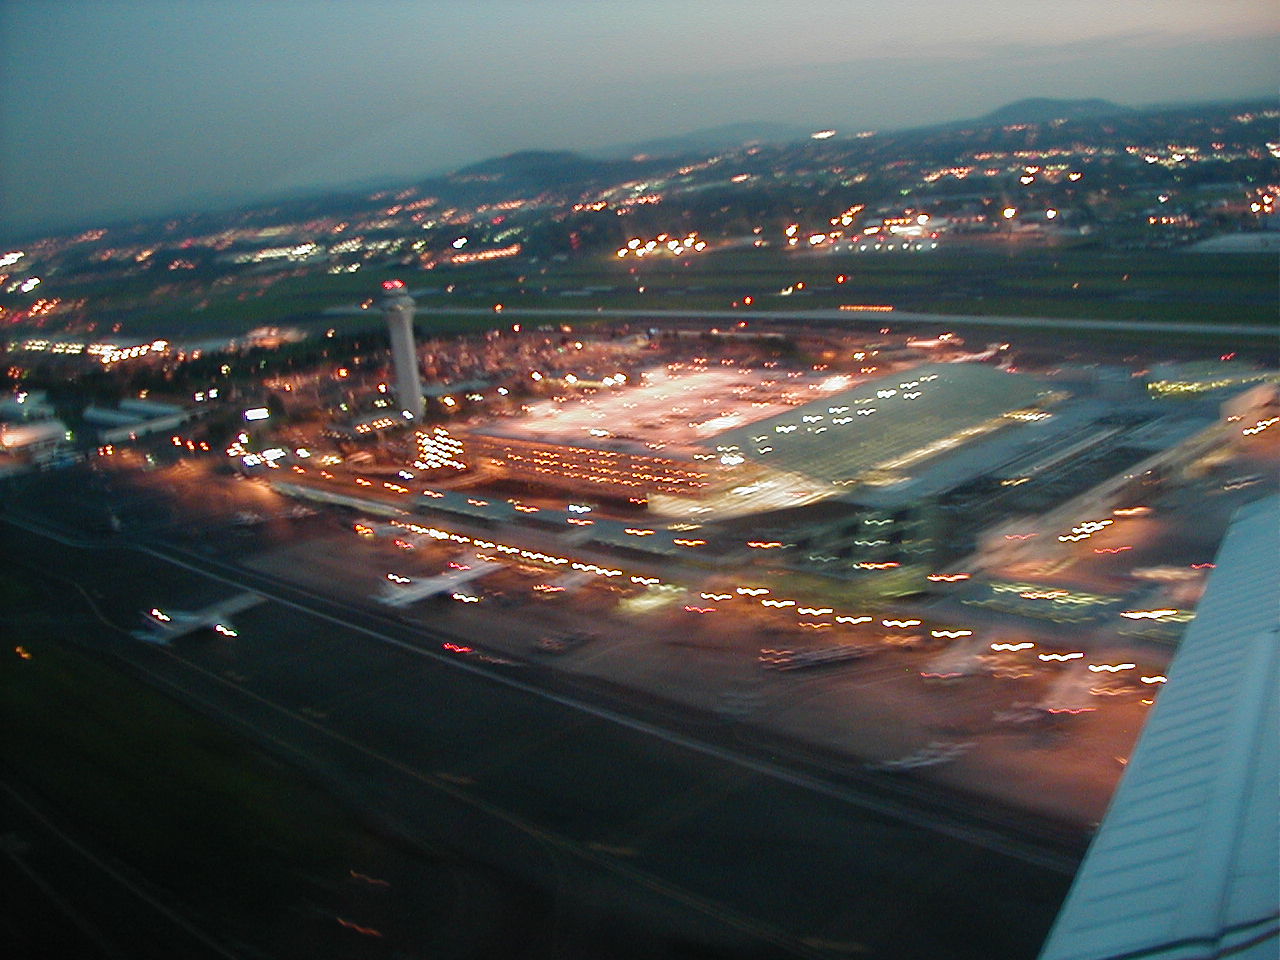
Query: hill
xmin=590 ymin=121 xmax=815 ymax=160
xmin=978 ymin=98 xmax=1133 ymax=124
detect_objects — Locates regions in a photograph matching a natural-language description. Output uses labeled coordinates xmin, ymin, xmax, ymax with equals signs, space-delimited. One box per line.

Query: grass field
xmin=0 ymin=620 xmax=375 ymax=952
xmin=525 ymin=247 xmax=1277 ymax=323
xmin=30 ymin=245 xmax=1276 ymax=345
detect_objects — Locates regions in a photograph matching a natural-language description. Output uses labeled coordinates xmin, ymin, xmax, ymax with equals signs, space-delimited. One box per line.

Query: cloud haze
xmin=1 ymin=0 xmax=1275 ymax=238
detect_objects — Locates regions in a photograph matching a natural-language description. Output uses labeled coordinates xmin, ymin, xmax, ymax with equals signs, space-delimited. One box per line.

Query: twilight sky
xmin=1 ymin=0 xmax=1276 ymax=240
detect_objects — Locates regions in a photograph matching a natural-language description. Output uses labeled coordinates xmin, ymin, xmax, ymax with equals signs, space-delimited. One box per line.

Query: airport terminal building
xmin=458 ymin=432 xmax=717 ymax=500
xmin=416 ymin=361 xmax=1059 ymax=539
xmin=409 ymin=355 xmax=1276 ymax=581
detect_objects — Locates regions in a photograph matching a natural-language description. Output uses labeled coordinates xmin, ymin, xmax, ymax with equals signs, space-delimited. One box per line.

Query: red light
xmin=382 ymin=279 xmax=405 ymax=290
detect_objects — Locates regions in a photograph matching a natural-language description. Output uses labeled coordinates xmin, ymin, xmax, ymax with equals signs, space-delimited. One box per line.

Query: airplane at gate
xmin=378 ymin=559 xmax=501 ymax=608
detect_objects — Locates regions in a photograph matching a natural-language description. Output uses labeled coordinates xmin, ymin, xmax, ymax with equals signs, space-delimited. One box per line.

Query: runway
xmin=2 ymin=476 xmax=1078 ymax=959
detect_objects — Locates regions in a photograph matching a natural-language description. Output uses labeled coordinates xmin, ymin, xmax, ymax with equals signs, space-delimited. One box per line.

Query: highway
xmin=0 ymin=466 xmax=1079 ymax=959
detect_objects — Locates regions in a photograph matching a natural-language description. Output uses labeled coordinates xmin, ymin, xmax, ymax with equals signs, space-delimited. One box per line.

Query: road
xmin=325 ymin=303 xmax=1278 ymax=340
xmin=1 ymin=467 xmax=1079 ymax=959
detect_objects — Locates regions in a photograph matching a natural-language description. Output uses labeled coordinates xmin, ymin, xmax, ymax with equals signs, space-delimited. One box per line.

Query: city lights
xmin=7 ymin=82 xmax=1276 ymax=960
xmin=616 ymin=232 xmax=706 ymax=258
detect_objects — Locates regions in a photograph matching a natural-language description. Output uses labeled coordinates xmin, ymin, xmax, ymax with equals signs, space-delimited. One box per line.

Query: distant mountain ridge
xmin=977 ymin=97 xmax=1134 ymax=124
xmin=7 ymin=95 xmax=1268 ymax=245
xmin=588 ymin=121 xmax=815 ymax=160
xmin=451 ymin=150 xmax=606 ymax=181
xmin=448 ymin=149 xmax=669 ymax=198
xmin=581 ymin=101 xmax=1137 ymax=163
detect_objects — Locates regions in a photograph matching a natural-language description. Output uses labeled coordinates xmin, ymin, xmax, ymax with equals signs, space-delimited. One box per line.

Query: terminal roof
xmin=706 ymin=362 xmax=1049 ymax=486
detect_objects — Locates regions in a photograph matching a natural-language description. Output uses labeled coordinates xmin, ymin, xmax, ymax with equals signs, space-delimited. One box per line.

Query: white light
xmin=243 ymin=407 xmax=270 ymax=421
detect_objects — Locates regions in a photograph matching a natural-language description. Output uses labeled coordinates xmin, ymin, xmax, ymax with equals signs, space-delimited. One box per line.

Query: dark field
xmin=43 ymin=247 xmax=1277 ymax=343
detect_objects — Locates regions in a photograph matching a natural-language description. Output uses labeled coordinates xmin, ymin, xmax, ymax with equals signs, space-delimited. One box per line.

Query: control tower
xmin=378 ymin=280 xmax=424 ymax=422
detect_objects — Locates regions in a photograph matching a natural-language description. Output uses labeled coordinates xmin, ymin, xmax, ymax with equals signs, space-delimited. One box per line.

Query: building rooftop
xmin=470 ymin=363 xmax=790 ymax=460
xmin=704 ymin=362 xmax=1053 ymax=487
xmin=1038 ymin=494 xmax=1280 ymax=960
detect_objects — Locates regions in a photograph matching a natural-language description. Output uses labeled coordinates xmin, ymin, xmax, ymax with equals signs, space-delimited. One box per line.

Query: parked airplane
xmin=133 ymin=593 xmax=264 ymax=644
xmin=378 ymin=559 xmax=500 ymax=608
